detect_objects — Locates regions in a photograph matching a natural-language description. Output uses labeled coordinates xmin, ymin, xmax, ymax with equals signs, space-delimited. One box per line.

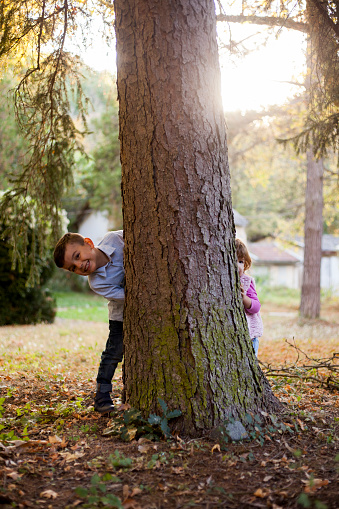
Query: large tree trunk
xmin=115 ymin=0 xmax=280 ymax=434
xmin=300 ymin=151 xmax=323 ymax=319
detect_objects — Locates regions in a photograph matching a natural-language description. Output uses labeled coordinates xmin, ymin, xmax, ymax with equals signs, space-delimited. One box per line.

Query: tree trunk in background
xmin=115 ymin=0 xmax=280 ymax=434
xmin=300 ymin=2 xmax=324 ymax=320
xmin=300 ymin=151 xmax=323 ymax=318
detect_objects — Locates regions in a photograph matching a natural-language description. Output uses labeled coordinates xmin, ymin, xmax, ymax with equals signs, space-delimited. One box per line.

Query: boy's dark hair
xmin=53 ymin=233 xmax=85 ymax=268
xmin=235 ymin=238 xmax=252 ymax=272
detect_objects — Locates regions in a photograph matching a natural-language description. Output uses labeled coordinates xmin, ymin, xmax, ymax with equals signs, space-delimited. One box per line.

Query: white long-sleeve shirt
xmin=88 ymin=231 xmax=125 ymax=321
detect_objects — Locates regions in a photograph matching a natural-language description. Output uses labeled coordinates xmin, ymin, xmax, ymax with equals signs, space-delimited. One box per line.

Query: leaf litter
xmin=0 ymin=309 xmax=339 ymax=508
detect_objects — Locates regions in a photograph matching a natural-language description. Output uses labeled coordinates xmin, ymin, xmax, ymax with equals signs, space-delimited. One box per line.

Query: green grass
xmin=258 ymin=285 xmax=301 ymax=308
xmin=53 ymin=291 xmax=108 ymax=322
xmin=256 ymin=285 xmax=339 ymax=309
xmin=53 ymin=287 xmax=338 ymax=323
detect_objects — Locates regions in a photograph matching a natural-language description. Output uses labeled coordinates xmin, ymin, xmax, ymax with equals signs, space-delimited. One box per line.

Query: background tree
xmin=227 ymin=109 xmax=307 ymax=241
xmin=217 ymin=0 xmax=339 ymax=158
xmin=61 ymin=71 xmax=122 ymax=229
xmin=227 ymin=106 xmax=339 ymax=242
xmin=217 ymin=0 xmax=339 ymax=319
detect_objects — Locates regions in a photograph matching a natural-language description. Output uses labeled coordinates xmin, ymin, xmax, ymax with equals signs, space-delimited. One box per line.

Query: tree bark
xmin=300 ymin=151 xmax=323 ymax=319
xmin=115 ymin=0 xmax=280 ymax=435
xmin=300 ymin=3 xmax=325 ymax=320
xmin=308 ymin=0 xmax=339 ymax=38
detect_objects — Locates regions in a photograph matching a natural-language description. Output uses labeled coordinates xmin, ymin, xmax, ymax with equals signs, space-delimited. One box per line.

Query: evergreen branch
xmin=277 ymin=112 xmax=339 ymax=161
xmin=36 ymin=0 xmax=45 ymax=70
xmin=216 ymin=14 xmax=309 ymax=33
xmin=2 ymin=50 xmax=89 ymax=282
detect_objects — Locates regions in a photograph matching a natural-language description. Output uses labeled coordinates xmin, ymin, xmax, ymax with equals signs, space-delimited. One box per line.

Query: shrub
xmin=0 ymin=222 xmax=56 ymax=325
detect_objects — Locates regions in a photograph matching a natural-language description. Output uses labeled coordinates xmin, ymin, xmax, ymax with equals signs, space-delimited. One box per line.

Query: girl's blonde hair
xmin=235 ymin=238 xmax=251 ymax=272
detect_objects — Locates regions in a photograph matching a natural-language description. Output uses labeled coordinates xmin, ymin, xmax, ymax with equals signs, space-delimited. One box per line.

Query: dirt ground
xmin=0 ymin=303 xmax=339 ymax=509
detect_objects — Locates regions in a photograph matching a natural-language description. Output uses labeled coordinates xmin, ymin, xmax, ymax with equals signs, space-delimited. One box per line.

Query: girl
xmin=235 ymin=238 xmax=263 ymax=356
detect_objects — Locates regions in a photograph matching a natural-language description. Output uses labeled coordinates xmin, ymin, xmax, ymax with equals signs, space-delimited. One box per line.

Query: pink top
xmin=240 ymin=274 xmax=263 ymax=339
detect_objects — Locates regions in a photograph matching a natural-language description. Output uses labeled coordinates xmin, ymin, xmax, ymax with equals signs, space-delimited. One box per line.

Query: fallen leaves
xmin=122 ymin=485 xmax=143 ymax=508
xmin=302 ymin=477 xmax=330 ymax=494
xmin=211 ymin=443 xmax=221 ymax=453
xmin=1 ymin=310 xmax=339 ymax=509
xmin=40 ymin=489 xmax=58 ymax=499
xmin=48 ymin=435 xmax=68 ymax=447
xmin=253 ymin=487 xmax=269 ymax=498
xmin=263 ymin=475 xmax=273 ymax=482
xmin=6 ymin=471 xmax=21 ymax=481
xmin=59 ymin=450 xmax=85 ymax=462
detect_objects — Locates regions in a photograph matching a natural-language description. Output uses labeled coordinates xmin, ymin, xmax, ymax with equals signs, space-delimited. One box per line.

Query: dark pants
xmin=96 ymin=320 xmax=123 ymax=393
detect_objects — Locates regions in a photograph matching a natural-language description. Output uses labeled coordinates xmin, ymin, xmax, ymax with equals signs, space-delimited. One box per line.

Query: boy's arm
xmin=89 ymin=273 xmax=125 ymax=301
xmin=93 ymin=282 xmax=124 ymax=301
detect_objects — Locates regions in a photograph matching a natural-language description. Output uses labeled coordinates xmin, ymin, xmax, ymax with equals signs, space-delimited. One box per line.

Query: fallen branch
xmin=259 ymin=338 xmax=339 ymax=391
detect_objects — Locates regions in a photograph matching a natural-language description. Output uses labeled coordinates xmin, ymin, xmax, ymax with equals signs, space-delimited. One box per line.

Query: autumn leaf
xmin=264 ymin=475 xmax=273 ymax=482
xmin=254 ymin=488 xmax=269 ymax=498
xmin=121 ymin=427 xmax=138 ymax=442
xmin=211 ymin=444 xmax=221 ymax=453
xmin=7 ymin=471 xmax=21 ymax=481
xmin=130 ymin=487 xmax=142 ymax=497
xmin=40 ymin=490 xmax=58 ymax=499
xmin=59 ymin=451 xmax=85 ymax=462
xmin=137 ymin=444 xmax=151 ymax=453
xmin=122 ymin=498 xmax=142 ymax=509
xmin=303 ymin=478 xmax=330 ymax=493
xmin=48 ymin=435 xmax=63 ymax=444
xmin=297 ymin=418 xmax=305 ymax=430
xmin=118 ymin=403 xmax=131 ymax=411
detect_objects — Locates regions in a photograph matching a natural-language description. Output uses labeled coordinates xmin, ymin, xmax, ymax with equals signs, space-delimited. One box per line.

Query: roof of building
xmin=248 ymin=242 xmax=300 ymax=265
xmin=322 ymin=234 xmax=339 ymax=252
xmin=286 ymin=234 xmax=339 ymax=252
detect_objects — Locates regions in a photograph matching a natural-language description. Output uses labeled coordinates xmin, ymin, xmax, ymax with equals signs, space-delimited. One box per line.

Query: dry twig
xmin=259 ymin=338 xmax=339 ymax=391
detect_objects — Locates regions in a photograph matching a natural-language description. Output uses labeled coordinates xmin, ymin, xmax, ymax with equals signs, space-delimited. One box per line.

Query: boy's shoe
xmin=94 ymin=392 xmax=114 ymax=414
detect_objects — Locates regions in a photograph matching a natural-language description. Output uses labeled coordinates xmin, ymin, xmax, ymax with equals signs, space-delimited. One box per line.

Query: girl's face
xmin=237 ymin=258 xmax=245 ymax=277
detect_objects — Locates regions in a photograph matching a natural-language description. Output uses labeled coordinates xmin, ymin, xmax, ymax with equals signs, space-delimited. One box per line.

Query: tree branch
xmin=216 ymin=14 xmax=309 ymax=34
xmin=259 ymin=339 xmax=339 ymax=391
xmin=309 ymin=0 xmax=339 ymax=39
xmin=96 ymin=0 xmax=114 ymax=9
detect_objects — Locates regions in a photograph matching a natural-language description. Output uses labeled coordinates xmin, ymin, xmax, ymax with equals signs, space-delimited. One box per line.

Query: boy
xmin=53 ymin=231 xmax=124 ymax=413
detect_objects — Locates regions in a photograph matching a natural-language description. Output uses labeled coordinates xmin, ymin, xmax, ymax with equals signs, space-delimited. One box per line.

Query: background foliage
xmin=0 ymin=218 xmax=55 ymax=325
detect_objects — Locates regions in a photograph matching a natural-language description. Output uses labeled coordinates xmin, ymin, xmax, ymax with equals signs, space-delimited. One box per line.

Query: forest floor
xmin=0 ymin=300 xmax=339 ymax=509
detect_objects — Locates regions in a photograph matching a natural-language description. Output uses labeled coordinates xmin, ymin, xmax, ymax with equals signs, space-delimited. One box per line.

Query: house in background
xmin=233 ymin=209 xmax=248 ymax=244
xmin=283 ymin=235 xmax=339 ymax=294
xmin=248 ymin=240 xmax=301 ymax=289
xmin=248 ymin=235 xmax=339 ymax=294
xmin=77 ymin=209 xmax=110 ymax=246
xmin=74 ymin=203 xmax=121 ymax=246
xmin=321 ymin=235 xmax=339 ymax=292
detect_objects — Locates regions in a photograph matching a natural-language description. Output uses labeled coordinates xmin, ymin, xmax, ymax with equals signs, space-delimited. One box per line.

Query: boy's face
xmin=62 ymin=238 xmax=98 ymax=275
